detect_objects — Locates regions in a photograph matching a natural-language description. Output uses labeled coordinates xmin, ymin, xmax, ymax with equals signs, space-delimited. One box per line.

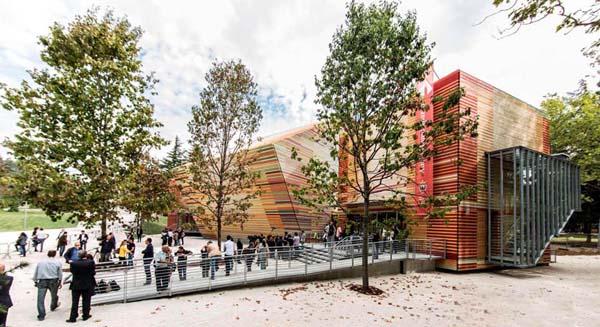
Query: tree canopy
xmin=188 ymin=59 xmax=262 ymax=247
xmin=542 ymin=89 xmax=600 ymax=241
xmin=295 ymin=0 xmax=478 ymax=291
xmin=0 ymin=9 xmax=165 ymax=235
xmin=161 ymin=135 xmax=187 ymax=171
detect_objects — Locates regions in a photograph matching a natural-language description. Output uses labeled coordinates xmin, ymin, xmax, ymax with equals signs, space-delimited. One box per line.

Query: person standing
xmin=36 ymin=228 xmax=48 ymax=252
xmin=300 ymin=230 xmax=306 ymax=247
xmin=117 ymin=240 xmax=130 ymax=265
xmin=63 ymin=242 xmax=81 ymax=264
xmin=57 ymin=232 xmax=68 ymax=257
xmin=154 ymin=246 xmax=173 ymax=292
xmin=108 ymin=232 xmax=117 ymax=259
xmin=66 ymin=252 xmax=96 ymax=323
xmin=77 ymin=231 xmax=89 ymax=251
xmin=141 ymin=238 xmax=154 ymax=285
xmin=257 ymin=240 xmax=268 ymax=270
xmin=126 ymin=238 xmax=136 ymax=267
xmin=160 ymin=229 xmax=168 ymax=246
xmin=206 ymin=241 xmax=221 ymax=280
xmin=33 ymin=250 xmax=63 ymax=321
xmin=223 ymin=236 xmax=236 ymax=276
xmin=175 ymin=246 xmax=192 ymax=281
xmin=0 ymin=263 xmax=13 ymax=327
xmin=99 ymin=235 xmax=115 ymax=262
xmin=200 ymin=245 xmax=209 ymax=278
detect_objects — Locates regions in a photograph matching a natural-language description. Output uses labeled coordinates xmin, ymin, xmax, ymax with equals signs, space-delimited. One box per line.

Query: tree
xmin=294 ymin=1 xmax=478 ymax=291
xmin=0 ymin=156 xmax=19 ymax=212
xmin=188 ymin=59 xmax=262 ymax=248
xmin=0 ymin=9 xmax=165 ymax=237
xmin=161 ymin=135 xmax=187 ymax=171
xmin=542 ymin=90 xmax=600 ymax=242
xmin=487 ymin=0 xmax=600 ymax=84
xmin=122 ymin=154 xmax=177 ymax=229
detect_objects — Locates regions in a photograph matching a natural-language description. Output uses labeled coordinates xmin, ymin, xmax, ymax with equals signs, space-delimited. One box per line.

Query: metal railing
xmin=87 ymin=238 xmax=445 ymax=305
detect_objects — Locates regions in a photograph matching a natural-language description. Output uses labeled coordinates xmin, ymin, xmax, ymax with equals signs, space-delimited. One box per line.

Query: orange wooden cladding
xmin=171 ymin=69 xmax=552 ymax=271
xmin=431 ymin=70 xmax=551 ymax=271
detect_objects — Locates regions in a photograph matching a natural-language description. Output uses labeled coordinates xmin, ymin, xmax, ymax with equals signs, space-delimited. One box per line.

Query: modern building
xmin=169 ymin=125 xmax=334 ymax=240
xmin=170 ymin=69 xmax=581 ymax=272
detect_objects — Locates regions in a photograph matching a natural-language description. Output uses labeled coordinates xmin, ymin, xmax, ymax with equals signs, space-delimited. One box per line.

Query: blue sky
xmin=0 ymin=0 xmax=595 ymax=159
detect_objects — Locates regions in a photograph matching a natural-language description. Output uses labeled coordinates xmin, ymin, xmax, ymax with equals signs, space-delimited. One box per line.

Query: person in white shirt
xmin=33 ymin=250 xmax=63 ymax=321
xmin=36 ymin=229 xmax=49 ymax=252
xmin=223 ymin=235 xmax=236 ymax=276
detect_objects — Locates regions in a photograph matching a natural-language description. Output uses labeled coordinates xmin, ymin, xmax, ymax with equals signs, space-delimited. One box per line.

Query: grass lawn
xmin=142 ymin=216 xmax=168 ymax=235
xmin=551 ymin=233 xmax=598 ymax=245
xmin=0 ymin=209 xmax=76 ymax=232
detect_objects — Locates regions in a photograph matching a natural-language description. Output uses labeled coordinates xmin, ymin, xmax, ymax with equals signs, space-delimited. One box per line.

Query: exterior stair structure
xmin=486 ymin=146 xmax=581 ymax=267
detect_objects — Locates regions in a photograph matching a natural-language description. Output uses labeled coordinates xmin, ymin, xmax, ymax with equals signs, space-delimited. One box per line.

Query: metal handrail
xmin=82 ymin=238 xmax=444 ymax=305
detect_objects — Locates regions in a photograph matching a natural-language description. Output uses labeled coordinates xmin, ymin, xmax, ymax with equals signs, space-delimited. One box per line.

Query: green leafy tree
xmin=488 ymin=0 xmax=600 ymax=84
xmin=161 ymin=135 xmax=187 ymax=171
xmin=542 ymin=90 xmax=600 ymax=242
xmin=0 ymin=9 xmax=165 ymax=237
xmin=293 ymin=1 xmax=478 ymax=291
xmin=0 ymin=156 xmax=19 ymax=212
xmin=188 ymin=59 xmax=262 ymax=248
xmin=122 ymin=154 xmax=177 ymax=229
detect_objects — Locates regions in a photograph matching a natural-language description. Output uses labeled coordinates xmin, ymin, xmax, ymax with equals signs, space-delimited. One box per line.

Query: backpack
xmin=327 ymin=225 xmax=334 ymax=236
xmin=95 ymin=280 xmax=109 ymax=294
xmin=109 ymin=280 xmax=121 ymax=292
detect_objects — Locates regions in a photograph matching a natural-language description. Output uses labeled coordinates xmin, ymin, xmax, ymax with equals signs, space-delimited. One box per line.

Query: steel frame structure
xmin=486 ymin=146 xmax=581 ymax=267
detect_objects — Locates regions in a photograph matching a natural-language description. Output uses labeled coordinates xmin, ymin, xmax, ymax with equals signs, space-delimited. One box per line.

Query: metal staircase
xmin=486 ymin=146 xmax=581 ymax=267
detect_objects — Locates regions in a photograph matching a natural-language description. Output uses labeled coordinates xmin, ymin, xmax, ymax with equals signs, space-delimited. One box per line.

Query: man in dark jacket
xmin=141 ymin=238 xmax=154 ymax=285
xmin=0 ymin=263 xmax=13 ymax=327
xmin=99 ymin=235 xmax=115 ymax=262
xmin=66 ymin=252 xmax=96 ymax=323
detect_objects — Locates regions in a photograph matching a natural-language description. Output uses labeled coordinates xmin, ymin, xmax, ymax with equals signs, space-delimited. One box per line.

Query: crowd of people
xmin=3 ymin=223 xmax=386 ymax=326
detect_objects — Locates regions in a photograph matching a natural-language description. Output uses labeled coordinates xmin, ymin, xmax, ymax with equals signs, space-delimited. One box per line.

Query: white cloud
xmin=0 ymin=0 xmax=595 ymax=159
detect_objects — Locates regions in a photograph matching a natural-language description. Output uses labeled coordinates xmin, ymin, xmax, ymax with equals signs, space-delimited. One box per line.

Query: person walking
xmin=34 ymin=250 xmax=63 ymax=321
xmin=136 ymin=225 xmax=143 ymax=243
xmin=0 ymin=263 xmax=13 ymax=327
xmin=142 ymin=238 xmax=154 ymax=285
xmin=207 ymin=241 xmax=221 ymax=280
xmin=57 ymin=232 xmax=68 ymax=257
xmin=77 ymin=231 xmax=89 ymax=251
xmin=31 ymin=227 xmax=39 ymax=251
xmin=167 ymin=229 xmax=174 ymax=247
xmin=66 ymin=252 xmax=96 ymax=323
xmin=36 ymin=228 xmax=48 ymax=252
xmin=63 ymin=242 xmax=81 ymax=264
xmin=223 ymin=235 xmax=236 ymax=276
xmin=236 ymin=239 xmax=244 ymax=264
xmin=117 ymin=240 xmax=130 ymax=265
xmin=178 ymin=228 xmax=186 ymax=245
xmin=16 ymin=232 xmax=27 ymax=257
xmin=242 ymin=242 xmax=256 ymax=272
xmin=154 ymin=246 xmax=173 ymax=292
xmin=175 ymin=246 xmax=192 ymax=281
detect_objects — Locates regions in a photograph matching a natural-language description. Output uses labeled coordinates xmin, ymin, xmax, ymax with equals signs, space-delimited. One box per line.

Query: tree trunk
xmin=217 ymin=215 xmax=222 ymax=249
xmin=101 ymin=217 xmax=107 ymax=239
xmin=362 ymin=197 xmax=370 ymax=291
